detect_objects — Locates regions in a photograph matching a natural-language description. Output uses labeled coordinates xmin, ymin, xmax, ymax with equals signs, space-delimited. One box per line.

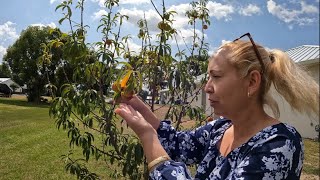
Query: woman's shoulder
xmin=280 ymin=123 xmax=302 ymax=138
xmin=248 ymin=122 xmax=303 ymax=149
xmin=238 ymin=123 xmax=304 ymax=180
xmin=270 ymin=122 xmax=302 ymax=141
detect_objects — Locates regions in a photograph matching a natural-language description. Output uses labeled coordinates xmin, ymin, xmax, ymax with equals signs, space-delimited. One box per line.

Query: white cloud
xmin=126 ymin=39 xmax=141 ymax=53
xmin=50 ymin=0 xmax=63 ymax=4
xmin=91 ymin=0 xmax=105 ymax=7
xmin=98 ymin=2 xmax=234 ymax=50
xmin=119 ymin=1 xmax=235 ymax=27
xmin=119 ymin=4 xmax=208 ymax=47
xmin=0 ymin=21 xmax=19 ymax=42
xmin=221 ymin=39 xmax=231 ymax=45
xmin=119 ymin=8 xmax=161 ymax=32
xmin=301 ymin=1 xmax=319 ymax=14
xmin=30 ymin=22 xmax=56 ymax=28
xmin=207 ymin=1 xmax=234 ymax=21
xmin=0 ymin=45 xmax=6 ymax=64
xmin=174 ymin=28 xmax=207 ymax=45
xmin=208 ymin=40 xmax=232 ymax=56
xmin=91 ymin=0 xmax=148 ymax=7
xmin=120 ymin=0 xmax=149 ymax=5
xmin=267 ymin=0 xmax=319 ymax=27
xmin=168 ymin=3 xmax=192 ymax=29
xmin=92 ymin=9 xmax=108 ymax=20
xmin=208 ymin=44 xmax=217 ymax=56
xmin=168 ymin=2 xmax=235 ymax=26
xmin=0 ymin=21 xmax=19 ymax=63
xmin=239 ymin=4 xmax=262 ymax=16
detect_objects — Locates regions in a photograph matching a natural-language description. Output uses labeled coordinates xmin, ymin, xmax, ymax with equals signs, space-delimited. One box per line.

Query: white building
xmin=0 ymin=78 xmax=22 ymax=94
xmin=192 ymin=45 xmax=319 ymax=139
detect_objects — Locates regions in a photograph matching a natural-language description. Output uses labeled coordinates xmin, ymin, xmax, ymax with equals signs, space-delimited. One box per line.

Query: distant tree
xmin=0 ymin=63 xmax=12 ymax=78
xmin=3 ymin=26 xmax=59 ymax=102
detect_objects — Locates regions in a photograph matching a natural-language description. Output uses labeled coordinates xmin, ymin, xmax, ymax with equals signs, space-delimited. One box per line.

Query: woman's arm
xmin=156 ymin=120 xmax=214 ymax=164
xmin=115 ymin=104 xmax=193 ymax=179
xmin=115 ymin=104 xmax=167 ymax=163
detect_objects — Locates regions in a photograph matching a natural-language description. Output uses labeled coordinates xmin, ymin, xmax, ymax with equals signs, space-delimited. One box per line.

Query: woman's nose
xmin=204 ymin=81 xmax=213 ymax=93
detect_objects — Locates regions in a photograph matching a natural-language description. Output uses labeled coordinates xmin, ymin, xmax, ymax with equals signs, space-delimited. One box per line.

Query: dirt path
xmin=301 ymin=174 xmax=319 ymax=180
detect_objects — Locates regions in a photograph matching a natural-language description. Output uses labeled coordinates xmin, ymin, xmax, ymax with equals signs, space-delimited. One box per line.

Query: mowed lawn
xmin=0 ymin=96 xmax=111 ymax=180
xmin=0 ymin=96 xmax=319 ymax=179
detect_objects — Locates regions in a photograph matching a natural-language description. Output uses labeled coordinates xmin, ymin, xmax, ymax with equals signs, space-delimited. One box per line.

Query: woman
xmin=115 ymin=33 xmax=319 ymax=179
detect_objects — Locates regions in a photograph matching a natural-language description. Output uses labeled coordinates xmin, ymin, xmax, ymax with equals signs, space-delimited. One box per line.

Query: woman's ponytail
xmin=266 ymin=49 xmax=319 ymax=117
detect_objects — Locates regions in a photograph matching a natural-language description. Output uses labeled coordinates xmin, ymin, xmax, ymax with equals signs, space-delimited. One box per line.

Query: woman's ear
xmin=247 ymin=70 xmax=261 ymax=96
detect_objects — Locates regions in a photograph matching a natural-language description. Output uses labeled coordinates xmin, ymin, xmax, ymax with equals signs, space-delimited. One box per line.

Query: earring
xmin=247 ymin=91 xmax=251 ymax=97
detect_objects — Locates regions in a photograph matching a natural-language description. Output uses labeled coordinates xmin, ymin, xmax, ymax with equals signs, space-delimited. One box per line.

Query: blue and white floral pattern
xmin=149 ymin=117 xmax=304 ymax=180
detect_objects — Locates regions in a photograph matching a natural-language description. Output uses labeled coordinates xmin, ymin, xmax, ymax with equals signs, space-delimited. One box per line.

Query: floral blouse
xmin=149 ymin=117 xmax=304 ymax=180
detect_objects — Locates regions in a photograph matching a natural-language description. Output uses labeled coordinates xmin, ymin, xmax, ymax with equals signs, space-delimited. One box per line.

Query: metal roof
xmin=0 ymin=78 xmax=10 ymax=83
xmin=285 ymin=45 xmax=319 ymax=63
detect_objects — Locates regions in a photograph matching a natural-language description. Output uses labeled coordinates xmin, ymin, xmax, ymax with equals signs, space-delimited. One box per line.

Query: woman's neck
xmin=228 ymin=104 xmax=278 ymax=139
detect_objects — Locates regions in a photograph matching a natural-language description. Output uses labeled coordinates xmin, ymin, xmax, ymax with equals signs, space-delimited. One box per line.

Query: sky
xmin=0 ymin=0 xmax=319 ymax=64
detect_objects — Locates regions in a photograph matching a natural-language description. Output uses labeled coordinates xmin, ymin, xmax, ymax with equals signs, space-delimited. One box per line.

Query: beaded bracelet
xmin=148 ymin=156 xmax=171 ymax=172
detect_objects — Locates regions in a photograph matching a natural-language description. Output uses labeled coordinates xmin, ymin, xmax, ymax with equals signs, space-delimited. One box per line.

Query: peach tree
xmin=39 ymin=0 xmax=212 ymax=179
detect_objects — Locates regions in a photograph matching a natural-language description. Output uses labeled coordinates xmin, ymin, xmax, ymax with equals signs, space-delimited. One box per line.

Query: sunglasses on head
xmin=233 ymin=33 xmax=265 ymax=74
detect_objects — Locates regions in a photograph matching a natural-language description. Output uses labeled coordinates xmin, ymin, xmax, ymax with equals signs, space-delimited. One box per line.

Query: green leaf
xmin=58 ymin=17 xmax=66 ymax=25
xmin=55 ymin=4 xmax=65 ymax=11
xmin=67 ymin=6 xmax=72 ymax=17
xmin=134 ymin=143 xmax=143 ymax=164
xmin=126 ymin=143 xmax=133 ymax=165
xmin=120 ymin=144 xmax=127 ymax=155
xmin=137 ymin=71 xmax=143 ymax=92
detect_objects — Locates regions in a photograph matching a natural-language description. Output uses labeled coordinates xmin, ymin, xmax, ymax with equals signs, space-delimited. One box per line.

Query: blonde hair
xmin=220 ymin=40 xmax=319 ymax=118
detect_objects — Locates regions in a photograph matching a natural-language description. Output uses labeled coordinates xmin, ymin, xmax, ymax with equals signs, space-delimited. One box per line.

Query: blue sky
xmin=0 ymin=0 xmax=319 ymax=64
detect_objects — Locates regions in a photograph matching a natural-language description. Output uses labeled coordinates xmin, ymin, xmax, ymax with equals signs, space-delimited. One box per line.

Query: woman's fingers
xmin=115 ymin=103 xmax=141 ymax=123
xmin=114 ymin=103 xmax=154 ymax=138
xmin=115 ymin=104 xmax=132 ymax=121
xmin=127 ymin=104 xmax=140 ymax=117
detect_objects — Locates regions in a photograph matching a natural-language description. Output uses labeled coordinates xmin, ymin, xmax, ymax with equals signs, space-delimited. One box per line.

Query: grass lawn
xmin=0 ymin=96 xmax=112 ymax=180
xmin=0 ymin=96 xmax=319 ymax=179
xmin=303 ymin=138 xmax=320 ymax=176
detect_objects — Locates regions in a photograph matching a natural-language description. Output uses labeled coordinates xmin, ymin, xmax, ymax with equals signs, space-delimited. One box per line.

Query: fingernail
xmin=115 ymin=108 xmax=121 ymax=114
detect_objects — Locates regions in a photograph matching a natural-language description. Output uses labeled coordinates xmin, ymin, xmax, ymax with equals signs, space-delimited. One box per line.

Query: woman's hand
xmin=118 ymin=95 xmax=161 ymax=130
xmin=119 ymin=95 xmax=145 ymax=112
xmin=115 ymin=103 xmax=169 ymax=165
xmin=115 ymin=103 xmax=155 ymax=139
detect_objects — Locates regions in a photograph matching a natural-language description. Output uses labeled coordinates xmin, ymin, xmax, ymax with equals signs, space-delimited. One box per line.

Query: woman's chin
xmin=212 ymin=109 xmax=224 ymax=117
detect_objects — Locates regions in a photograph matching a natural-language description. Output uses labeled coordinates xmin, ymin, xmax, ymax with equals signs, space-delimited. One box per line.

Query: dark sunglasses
xmin=233 ymin=33 xmax=265 ymax=74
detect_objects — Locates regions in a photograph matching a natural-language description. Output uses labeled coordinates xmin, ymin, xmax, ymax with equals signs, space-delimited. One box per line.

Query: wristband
xmin=148 ymin=155 xmax=171 ymax=172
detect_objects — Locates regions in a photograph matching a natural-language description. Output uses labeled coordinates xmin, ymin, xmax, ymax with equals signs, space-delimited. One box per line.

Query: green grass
xmin=0 ymin=97 xmax=112 ymax=180
xmin=303 ymin=138 xmax=320 ymax=176
xmin=0 ymin=97 xmax=319 ymax=179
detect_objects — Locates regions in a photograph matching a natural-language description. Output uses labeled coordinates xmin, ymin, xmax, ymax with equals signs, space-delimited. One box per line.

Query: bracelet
xmin=148 ymin=156 xmax=171 ymax=172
